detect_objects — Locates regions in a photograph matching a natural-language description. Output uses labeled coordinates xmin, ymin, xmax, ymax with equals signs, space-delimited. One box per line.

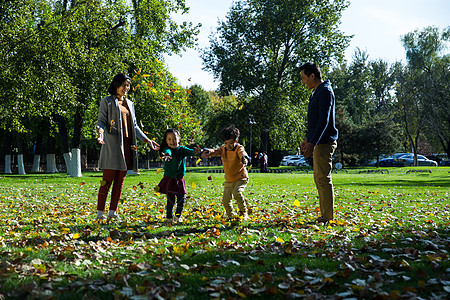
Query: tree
xmin=187 ymin=84 xmax=212 ymax=125
xmin=130 ymin=66 xmax=203 ymax=150
xmin=330 ymin=51 xmax=400 ymax=166
xmin=395 ymin=26 xmax=450 ymax=162
xmin=422 ymin=55 xmax=450 ymax=157
xmin=202 ymin=0 xmax=351 ymax=151
xmin=0 ymin=0 xmax=201 ymax=175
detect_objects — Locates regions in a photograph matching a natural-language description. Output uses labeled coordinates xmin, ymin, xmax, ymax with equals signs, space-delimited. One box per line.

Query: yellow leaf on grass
xmin=293 ymin=200 xmax=300 ymax=207
xmin=72 ymin=233 xmax=80 ymax=239
xmin=196 ymin=158 xmax=202 ymax=164
xmin=192 ymin=182 xmax=197 ymax=190
xmin=276 ymin=237 xmax=284 ymax=243
xmin=352 ymin=227 xmax=360 ymax=232
xmin=156 ymin=168 xmax=162 ymax=174
xmin=323 ymin=277 xmax=334 ymax=283
xmin=173 ymin=246 xmax=185 ymax=255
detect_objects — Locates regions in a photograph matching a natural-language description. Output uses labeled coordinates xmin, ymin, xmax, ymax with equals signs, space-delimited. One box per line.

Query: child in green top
xmin=157 ymin=128 xmax=201 ymax=223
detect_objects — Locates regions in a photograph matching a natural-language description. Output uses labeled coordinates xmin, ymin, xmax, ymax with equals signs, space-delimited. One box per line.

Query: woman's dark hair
xmin=299 ymin=62 xmax=322 ymax=80
xmin=221 ymin=125 xmax=240 ymax=141
xmin=108 ymin=73 xmax=131 ymax=96
xmin=159 ymin=128 xmax=181 ymax=155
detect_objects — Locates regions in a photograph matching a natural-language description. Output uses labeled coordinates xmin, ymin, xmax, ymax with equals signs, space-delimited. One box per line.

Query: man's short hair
xmin=299 ymin=62 xmax=322 ymax=80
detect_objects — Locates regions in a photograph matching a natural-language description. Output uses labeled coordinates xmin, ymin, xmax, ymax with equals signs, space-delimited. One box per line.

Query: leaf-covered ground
xmin=0 ymin=169 xmax=449 ymax=299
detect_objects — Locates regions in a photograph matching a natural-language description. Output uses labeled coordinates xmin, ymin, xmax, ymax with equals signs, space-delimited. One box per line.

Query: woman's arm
xmin=96 ymin=97 xmax=109 ymax=144
xmin=128 ymin=100 xmax=160 ymax=150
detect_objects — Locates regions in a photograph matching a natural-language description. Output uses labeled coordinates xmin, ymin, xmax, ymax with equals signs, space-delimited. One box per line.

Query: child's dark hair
xmin=159 ymin=128 xmax=181 ymax=155
xmin=221 ymin=125 xmax=240 ymax=141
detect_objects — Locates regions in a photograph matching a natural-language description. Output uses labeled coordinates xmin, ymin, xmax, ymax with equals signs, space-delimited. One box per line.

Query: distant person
xmin=299 ymin=62 xmax=338 ymax=223
xmin=202 ymin=125 xmax=251 ymax=221
xmin=259 ymin=152 xmax=268 ymax=173
xmin=96 ymin=73 xmax=159 ymax=221
xmin=157 ymin=128 xmax=202 ymax=224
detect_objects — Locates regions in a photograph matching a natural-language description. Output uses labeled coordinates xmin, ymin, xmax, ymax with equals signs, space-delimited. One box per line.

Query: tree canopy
xmin=202 ymin=0 xmax=351 ymax=150
xmin=0 ymin=0 xmax=202 ymax=175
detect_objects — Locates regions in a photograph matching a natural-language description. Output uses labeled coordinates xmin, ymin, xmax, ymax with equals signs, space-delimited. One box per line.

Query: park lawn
xmin=0 ymin=168 xmax=449 ymax=299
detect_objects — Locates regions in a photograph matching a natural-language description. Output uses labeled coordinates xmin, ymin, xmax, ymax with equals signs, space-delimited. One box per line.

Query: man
xmin=299 ymin=62 xmax=338 ymax=223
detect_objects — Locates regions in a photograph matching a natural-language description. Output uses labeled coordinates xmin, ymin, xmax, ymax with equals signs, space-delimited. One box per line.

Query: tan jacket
xmin=208 ymin=144 xmax=248 ymax=182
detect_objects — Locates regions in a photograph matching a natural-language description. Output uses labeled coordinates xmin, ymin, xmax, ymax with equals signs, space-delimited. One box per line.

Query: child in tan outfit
xmin=202 ymin=125 xmax=251 ymax=220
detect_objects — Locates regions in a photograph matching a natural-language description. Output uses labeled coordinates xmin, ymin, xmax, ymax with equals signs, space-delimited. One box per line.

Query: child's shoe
xmin=108 ymin=214 xmax=120 ymax=222
xmin=96 ymin=215 xmax=107 ymax=221
xmin=96 ymin=211 xmax=106 ymax=221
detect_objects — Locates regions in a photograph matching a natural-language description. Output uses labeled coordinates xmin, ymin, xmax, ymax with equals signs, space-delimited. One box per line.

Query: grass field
xmin=0 ymin=167 xmax=449 ymax=299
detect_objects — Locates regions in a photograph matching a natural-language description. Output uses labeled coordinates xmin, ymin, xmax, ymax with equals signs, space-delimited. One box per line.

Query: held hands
xmin=193 ymin=145 xmax=202 ymax=155
xmin=201 ymin=149 xmax=210 ymax=159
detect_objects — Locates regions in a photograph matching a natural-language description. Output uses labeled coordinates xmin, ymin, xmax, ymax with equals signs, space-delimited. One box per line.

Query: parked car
xmin=280 ymin=155 xmax=303 ymax=166
xmin=289 ymin=157 xmax=309 ymax=167
xmin=425 ymin=155 xmax=443 ymax=164
xmin=439 ymin=160 xmax=450 ymax=166
xmin=379 ymin=153 xmax=409 ymax=167
xmin=393 ymin=154 xmax=438 ymax=167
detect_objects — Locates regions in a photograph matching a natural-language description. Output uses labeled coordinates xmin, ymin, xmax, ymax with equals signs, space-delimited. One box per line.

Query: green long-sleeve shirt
xmin=162 ymin=146 xmax=197 ymax=178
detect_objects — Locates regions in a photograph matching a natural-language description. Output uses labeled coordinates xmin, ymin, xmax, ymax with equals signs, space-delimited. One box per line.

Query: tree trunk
xmin=4 ymin=155 xmax=12 ymax=174
xmin=69 ymin=105 xmax=84 ymax=177
xmin=53 ymin=113 xmax=72 ymax=175
xmin=16 ymin=133 xmax=26 ymax=175
xmin=70 ymin=148 xmax=82 ymax=177
xmin=3 ymin=131 xmax=12 ymax=174
xmin=31 ymin=155 xmax=41 ymax=172
xmin=31 ymin=126 xmax=43 ymax=172
xmin=46 ymin=134 xmax=58 ymax=173
xmin=46 ymin=154 xmax=58 ymax=173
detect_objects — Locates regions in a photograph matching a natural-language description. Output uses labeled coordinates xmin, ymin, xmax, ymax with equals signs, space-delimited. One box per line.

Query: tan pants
xmin=222 ymin=178 xmax=248 ymax=217
xmin=313 ymin=141 xmax=337 ymax=221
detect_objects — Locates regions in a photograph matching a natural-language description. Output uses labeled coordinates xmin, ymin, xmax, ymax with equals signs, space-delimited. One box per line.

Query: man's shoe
xmin=241 ymin=213 xmax=249 ymax=221
xmin=174 ymin=216 xmax=183 ymax=223
xmin=316 ymin=216 xmax=330 ymax=224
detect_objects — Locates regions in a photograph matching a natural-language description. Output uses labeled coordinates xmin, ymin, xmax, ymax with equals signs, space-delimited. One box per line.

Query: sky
xmin=164 ymin=0 xmax=450 ymax=90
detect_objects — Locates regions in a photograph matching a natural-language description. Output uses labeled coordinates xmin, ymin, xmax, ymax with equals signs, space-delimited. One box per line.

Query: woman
xmin=96 ymin=73 xmax=159 ymax=221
